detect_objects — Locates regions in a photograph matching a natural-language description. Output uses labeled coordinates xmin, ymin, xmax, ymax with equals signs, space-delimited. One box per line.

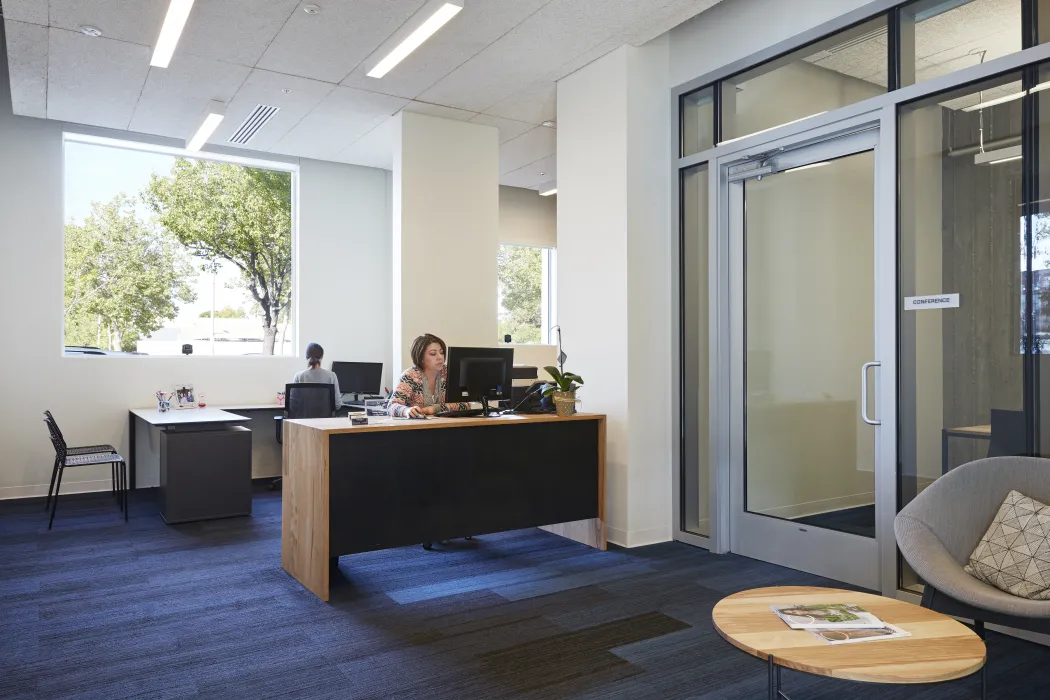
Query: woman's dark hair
xmin=305 ymin=342 xmax=324 ymax=368
xmin=410 ymin=334 xmax=446 ymax=368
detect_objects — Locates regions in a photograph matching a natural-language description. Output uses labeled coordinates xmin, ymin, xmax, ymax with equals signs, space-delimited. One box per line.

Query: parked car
xmin=63 ymin=346 xmax=147 ymax=356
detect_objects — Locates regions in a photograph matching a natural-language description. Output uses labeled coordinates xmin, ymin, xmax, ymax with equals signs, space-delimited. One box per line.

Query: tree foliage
xmin=200 ymin=306 xmax=247 ymax=318
xmin=64 ymin=194 xmax=196 ymax=351
xmin=497 ymin=244 xmax=544 ymax=344
xmin=144 ymin=160 xmax=292 ymax=354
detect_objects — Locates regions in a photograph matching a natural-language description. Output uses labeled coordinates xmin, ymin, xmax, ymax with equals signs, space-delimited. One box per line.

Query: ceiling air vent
xmin=227 ymin=104 xmax=280 ymax=145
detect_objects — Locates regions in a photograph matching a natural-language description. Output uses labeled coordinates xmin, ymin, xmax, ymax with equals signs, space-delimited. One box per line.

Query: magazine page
xmin=771 ymin=603 xmax=884 ymax=630
xmin=809 ymin=623 xmax=911 ymax=645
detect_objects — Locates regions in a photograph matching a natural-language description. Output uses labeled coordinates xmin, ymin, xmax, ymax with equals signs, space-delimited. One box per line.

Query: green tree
xmin=64 ymin=194 xmax=196 ymax=351
xmin=144 ymin=160 xmax=292 ymax=354
xmin=200 ymin=306 xmax=247 ymax=318
xmin=497 ymin=244 xmax=544 ymax=344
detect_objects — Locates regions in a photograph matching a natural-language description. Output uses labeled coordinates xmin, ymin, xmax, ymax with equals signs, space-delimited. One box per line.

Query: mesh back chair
xmin=42 ymin=413 xmax=127 ymax=530
xmin=271 ymin=383 xmax=336 ymax=489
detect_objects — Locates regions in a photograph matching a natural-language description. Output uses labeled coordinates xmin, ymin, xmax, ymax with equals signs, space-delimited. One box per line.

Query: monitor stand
xmin=480 ymin=395 xmax=495 ymax=416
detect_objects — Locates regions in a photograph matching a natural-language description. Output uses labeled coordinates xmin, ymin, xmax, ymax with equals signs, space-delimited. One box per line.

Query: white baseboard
xmin=607 ymin=525 xmax=672 ymax=548
xmin=0 ymin=479 xmax=114 ymax=501
xmin=754 ymin=492 xmax=875 ymax=520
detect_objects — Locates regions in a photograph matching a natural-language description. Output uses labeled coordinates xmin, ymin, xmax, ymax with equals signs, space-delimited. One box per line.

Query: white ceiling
xmin=1 ymin=0 xmax=723 ymax=189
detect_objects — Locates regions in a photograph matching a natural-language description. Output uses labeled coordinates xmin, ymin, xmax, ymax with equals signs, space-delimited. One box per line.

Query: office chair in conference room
xmin=271 ymin=382 xmax=337 ymax=489
xmin=987 ymin=408 xmax=1027 ymax=458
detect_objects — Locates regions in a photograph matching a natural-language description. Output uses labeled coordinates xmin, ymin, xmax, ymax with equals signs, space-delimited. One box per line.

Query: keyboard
xmin=436 ymin=409 xmax=485 ymax=418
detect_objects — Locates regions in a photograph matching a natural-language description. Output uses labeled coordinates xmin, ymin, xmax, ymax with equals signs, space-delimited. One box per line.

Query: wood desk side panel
xmin=281 ymin=423 xmax=330 ymax=601
xmin=542 ymin=416 xmax=606 ymax=549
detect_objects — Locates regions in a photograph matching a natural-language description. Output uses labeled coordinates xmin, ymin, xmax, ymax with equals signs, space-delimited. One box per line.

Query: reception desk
xmin=281 ymin=413 xmax=606 ymax=601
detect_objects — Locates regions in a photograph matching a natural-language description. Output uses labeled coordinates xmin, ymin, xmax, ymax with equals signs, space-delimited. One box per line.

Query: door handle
xmin=861 ymin=361 xmax=881 ymax=426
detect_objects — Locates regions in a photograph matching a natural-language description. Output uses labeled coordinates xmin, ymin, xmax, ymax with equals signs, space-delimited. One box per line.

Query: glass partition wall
xmin=675 ymin=0 xmax=1050 ymax=596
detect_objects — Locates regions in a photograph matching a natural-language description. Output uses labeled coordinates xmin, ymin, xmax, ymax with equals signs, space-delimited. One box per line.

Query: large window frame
xmin=672 ymin=0 xmax=1050 ymax=589
xmin=61 ymin=131 xmax=300 ymax=359
xmin=497 ymin=243 xmax=558 ymax=346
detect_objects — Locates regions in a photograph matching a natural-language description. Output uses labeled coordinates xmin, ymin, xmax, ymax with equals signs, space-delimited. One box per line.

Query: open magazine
xmin=809 ymin=623 xmax=911 ymax=645
xmin=771 ymin=603 xmax=884 ymax=630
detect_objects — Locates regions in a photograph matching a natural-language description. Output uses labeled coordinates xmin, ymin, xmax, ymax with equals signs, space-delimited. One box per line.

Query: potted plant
xmin=543 ymin=366 xmax=584 ymax=417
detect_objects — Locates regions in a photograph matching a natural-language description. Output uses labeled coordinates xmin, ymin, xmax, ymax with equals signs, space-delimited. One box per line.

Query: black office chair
xmin=987 ymin=408 xmax=1027 ymax=458
xmin=42 ymin=413 xmax=126 ymax=529
xmin=271 ymin=383 xmax=337 ymax=489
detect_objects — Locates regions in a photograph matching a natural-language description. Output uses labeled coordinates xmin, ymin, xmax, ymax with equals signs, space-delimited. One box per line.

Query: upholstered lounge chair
xmin=895 ymin=456 xmax=1050 ymax=636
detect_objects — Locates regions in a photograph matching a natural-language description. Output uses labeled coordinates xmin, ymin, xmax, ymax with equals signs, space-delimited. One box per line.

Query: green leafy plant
xmin=542 ymin=366 xmax=584 ymax=397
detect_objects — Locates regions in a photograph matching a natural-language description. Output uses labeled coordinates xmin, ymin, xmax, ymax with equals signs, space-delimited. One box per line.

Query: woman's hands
xmin=407 ymin=405 xmax=439 ymax=418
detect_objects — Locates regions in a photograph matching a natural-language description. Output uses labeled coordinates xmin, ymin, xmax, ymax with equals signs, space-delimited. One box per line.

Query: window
xmin=497 ymin=244 xmax=556 ymax=344
xmin=899 ymin=0 xmax=1050 ymax=88
xmin=62 ymin=135 xmax=296 ymax=356
xmin=720 ymin=15 xmax=888 ymax=144
xmin=681 ymin=85 xmax=716 ymax=156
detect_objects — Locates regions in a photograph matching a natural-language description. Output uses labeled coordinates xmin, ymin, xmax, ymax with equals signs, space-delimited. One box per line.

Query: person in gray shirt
xmin=292 ymin=342 xmax=342 ymax=411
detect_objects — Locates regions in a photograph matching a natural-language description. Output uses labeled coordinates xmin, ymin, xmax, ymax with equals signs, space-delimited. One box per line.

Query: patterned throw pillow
xmin=965 ymin=490 xmax=1050 ymax=600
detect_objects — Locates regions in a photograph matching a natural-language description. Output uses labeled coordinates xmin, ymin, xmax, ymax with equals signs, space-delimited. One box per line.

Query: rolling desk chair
xmin=272 ymin=383 xmax=337 ymax=490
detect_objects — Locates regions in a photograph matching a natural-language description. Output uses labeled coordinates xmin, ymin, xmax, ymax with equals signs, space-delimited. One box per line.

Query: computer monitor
xmin=331 ymin=361 xmax=383 ymax=398
xmin=445 ymin=347 xmax=514 ymax=416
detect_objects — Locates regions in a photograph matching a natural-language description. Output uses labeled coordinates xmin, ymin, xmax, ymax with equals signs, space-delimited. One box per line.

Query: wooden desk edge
xmin=286 ymin=412 xmax=607 ymax=435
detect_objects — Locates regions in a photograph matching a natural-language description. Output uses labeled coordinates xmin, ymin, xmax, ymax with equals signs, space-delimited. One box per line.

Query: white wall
xmin=393 ymin=111 xmax=500 ymax=371
xmin=0 ymin=38 xmax=392 ymax=496
xmin=668 ymin=0 xmax=874 ymax=87
xmin=558 ymin=37 xmax=673 ymax=547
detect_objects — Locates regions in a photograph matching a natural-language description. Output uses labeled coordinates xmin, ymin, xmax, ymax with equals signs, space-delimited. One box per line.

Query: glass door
xmin=728 ymin=128 xmax=891 ymax=591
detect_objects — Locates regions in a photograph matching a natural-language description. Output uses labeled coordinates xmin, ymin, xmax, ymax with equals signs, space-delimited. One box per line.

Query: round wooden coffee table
xmin=712 ymin=586 xmax=986 ymax=699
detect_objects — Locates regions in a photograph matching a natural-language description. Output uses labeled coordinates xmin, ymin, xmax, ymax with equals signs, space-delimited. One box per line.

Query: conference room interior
xmin=7 ymin=0 xmax=1050 ymax=698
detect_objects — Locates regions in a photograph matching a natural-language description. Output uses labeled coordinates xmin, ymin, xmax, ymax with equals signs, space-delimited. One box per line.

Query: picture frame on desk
xmin=174 ymin=384 xmax=196 ymax=409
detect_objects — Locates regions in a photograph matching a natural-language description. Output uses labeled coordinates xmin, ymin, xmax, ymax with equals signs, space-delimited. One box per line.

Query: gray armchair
xmin=895 ymin=456 xmax=1050 ymax=636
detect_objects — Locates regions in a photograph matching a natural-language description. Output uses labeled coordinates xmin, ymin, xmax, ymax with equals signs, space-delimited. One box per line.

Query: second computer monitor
xmin=331 ymin=361 xmax=383 ymax=396
xmin=445 ymin=347 xmax=513 ymax=410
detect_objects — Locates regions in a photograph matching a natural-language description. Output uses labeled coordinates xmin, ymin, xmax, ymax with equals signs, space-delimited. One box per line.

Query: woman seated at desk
xmin=292 ymin=342 xmax=342 ymax=413
xmin=388 ymin=333 xmax=469 ymax=418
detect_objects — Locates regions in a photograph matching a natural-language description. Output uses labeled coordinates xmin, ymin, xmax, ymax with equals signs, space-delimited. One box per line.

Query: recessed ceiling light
xmin=539 ymin=172 xmax=545 ymax=176
xmin=541 ymin=120 xmax=556 ymax=128
xmin=187 ymin=101 xmax=225 ymax=152
xmin=79 ymin=25 xmax=103 ymax=37
xmin=281 ymin=88 xmax=292 ymax=94
xmin=151 ymin=0 xmax=195 ymax=68
xmin=303 ymin=4 xmax=320 ymax=14
xmin=367 ymin=0 xmax=463 ymax=79
xmin=539 ymin=188 xmax=557 ymax=196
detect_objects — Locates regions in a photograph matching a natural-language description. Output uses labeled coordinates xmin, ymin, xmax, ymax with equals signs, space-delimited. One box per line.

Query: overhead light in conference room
xmin=962 ymin=90 xmax=1026 ymax=112
xmin=186 ymin=101 xmax=225 ymax=151
xmin=151 ymin=0 xmax=195 ymax=68
xmin=540 ymin=188 xmax=557 ymax=196
xmin=367 ymin=0 xmax=463 ymax=79
xmin=783 ymin=161 xmax=831 ymax=174
xmin=975 ymin=145 xmax=1022 ymax=166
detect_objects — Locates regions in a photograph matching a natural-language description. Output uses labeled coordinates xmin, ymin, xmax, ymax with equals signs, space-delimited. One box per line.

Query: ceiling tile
xmin=3 ymin=0 xmax=47 ymax=25
xmin=340 ymin=0 xmax=551 ymax=99
xmin=178 ymin=0 xmax=301 ymax=67
xmin=499 ymin=126 xmax=555 ymax=175
xmin=499 ymin=153 xmax=555 ymax=189
xmin=418 ymin=0 xmax=676 ymax=113
xmin=4 ymin=20 xmax=48 ymax=118
xmin=128 ymin=54 xmax=251 ymax=141
xmin=208 ymin=69 xmax=336 ymax=152
xmin=468 ymin=113 xmax=535 ymax=143
xmin=403 ymin=100 xmax=476 ymax=121
xmin=484 ymin=81 xmax=556 ymax=124
xmin=271 ymin=87 xmax=408 ymax=160
xmin=335 ymin=117 xmax=398 ymax=171
xmin=257 ymin=0 xmax=425 ymax=84
xmin=46 ymin=27 xmax=150 ymax=129
xmin=48 ymin=0 xmax=167 ymax=46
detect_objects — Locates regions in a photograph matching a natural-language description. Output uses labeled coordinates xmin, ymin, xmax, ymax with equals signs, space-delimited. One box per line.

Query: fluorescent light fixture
xmin=539 ymin=188 xmax=557 ymax=196
xmin=974 ymin=144 xmax=1022 ymax=166
xmin=187 ymin=101 xmax=225 ymax=151
xmin=367 ymin=0 xmax=463 ymax=78
xmin=151 ymin=0 xmax=195 ymax=68
xmin=718 ymin=112 xmax=827 ymax=146
xmin=783 ymin=161 xmax=830 ymax=174
xmin=962 ymin=90 xmax=1026 ymax=112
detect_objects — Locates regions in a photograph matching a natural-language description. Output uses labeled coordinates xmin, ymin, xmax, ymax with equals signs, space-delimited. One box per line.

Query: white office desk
xmin=130 ymin=408 xmax=253 ymax=427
